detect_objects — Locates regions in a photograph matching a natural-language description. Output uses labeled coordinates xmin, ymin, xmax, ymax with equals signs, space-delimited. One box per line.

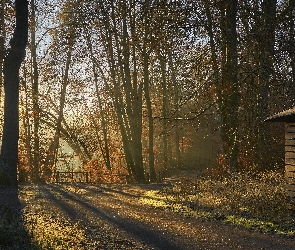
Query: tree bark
xmin=256 ymin=0 xmax=277 ymax=168
xmin=168 ymin=50 xmax=181 ymax=169
xmin=289 ymin=3 xmax=295 ymax=99
xmin=0 ymin=0 xmax=28 ymax=186
xmin=30 ymin=0 xmax=40 ymax=182
xmin=43 ymin=34 xmax=74 ymax=179
xmin=143 ymin=27 xmax=156 ymax=182
xmin=219 ymin=0 xmax=239 ymax=169
xmin=121 ymin=2 xmax=145 ymax=182
xmin=159 ymin=53 xmax=168 ymax=170
xmin=98 ymin=1 xmax=145 ymax=183
xmin=0 ymin=0 xmax=5 ymax=100
xmin=99 ymin=2 xmax=137 ymax=179
xmin=86 ymin=32 xmax=112 ymax=170
xmin=22 ymin=66 xmax=33 ymax=176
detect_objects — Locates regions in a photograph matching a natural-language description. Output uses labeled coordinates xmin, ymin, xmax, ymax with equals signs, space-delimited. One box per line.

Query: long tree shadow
xmin=72 ymin=182 xmax=141 ymax=199
xmin=71 ymin=182 xmax=171 ymax=200
xmin=43 ymin=184 xmax=184 ymax=250
xmin=0 ymin=185 xmax=36 ymax=249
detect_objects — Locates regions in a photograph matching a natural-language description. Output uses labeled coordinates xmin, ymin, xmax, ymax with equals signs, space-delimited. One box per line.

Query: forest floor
xmin=1 ymin=180 xmax=295 ymax=249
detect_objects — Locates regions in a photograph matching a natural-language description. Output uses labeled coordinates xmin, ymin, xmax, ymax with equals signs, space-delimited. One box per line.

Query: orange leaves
xmin=83 ymin=159 xmax=128 ymax=184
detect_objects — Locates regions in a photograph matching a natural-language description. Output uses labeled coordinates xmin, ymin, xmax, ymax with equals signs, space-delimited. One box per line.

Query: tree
xmin=30 ymin=0 xmax=40 ymax=182
xmin=0 ymin=0 xmax=28 ymax=186
xmin=42 ymin=0 xmax=76 ymax=180
xmin=216 ymin=0 xmax=239 ymax=169
xmin=142 ymin=2 xmax=156 ymax=181
xmin=0 ymin=0 xmax=6 ymax=99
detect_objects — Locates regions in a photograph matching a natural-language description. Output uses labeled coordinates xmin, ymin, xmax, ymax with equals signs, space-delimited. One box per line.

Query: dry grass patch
xmin=140 ymin=170 xmax=295 ymax=235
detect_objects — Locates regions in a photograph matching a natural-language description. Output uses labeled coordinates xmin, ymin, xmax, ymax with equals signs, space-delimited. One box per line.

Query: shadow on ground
xmin=40 ymin=183 xmax=184 ymax=250
xmin=0 ymin=185 xmax=35 ymax=249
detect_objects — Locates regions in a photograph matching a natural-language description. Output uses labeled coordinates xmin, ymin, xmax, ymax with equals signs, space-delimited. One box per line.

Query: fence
xmin=18 ymin=168 xmax=176 ymax=184
xmin=55 ymin=171 xmax=89 ymax=183
xmin=54 ymin=172 xmax=130 ymax=184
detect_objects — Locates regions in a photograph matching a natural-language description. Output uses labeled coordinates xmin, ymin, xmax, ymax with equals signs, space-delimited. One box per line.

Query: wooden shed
xmin=265 ymin=107 xmax=295 ymax=199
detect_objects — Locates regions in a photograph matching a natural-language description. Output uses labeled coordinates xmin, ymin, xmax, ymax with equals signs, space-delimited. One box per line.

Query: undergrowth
xmin=140 ymin=170 xmax=295 ymax=235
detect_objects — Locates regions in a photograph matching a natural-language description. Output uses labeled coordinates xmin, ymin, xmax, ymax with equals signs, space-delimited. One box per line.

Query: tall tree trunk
xmin=131 ymin=57 xmax=145 ymax=182
xmin=159 ymin=53 xmax=168 ymax=170
xmin=205 ymin=2 xmax=224 ymax=165
xmin=143 ymin=20 xmax=156 ymax=182
xmin=168 ymin=50 xmax=181 ymax=168
xmin=0 ymin=0 xmax=28 ymax=186
xmin=22 ymin=67 xmax=33 ymax=175
xmin=86 ymin=33 xmax=111 ymax=170
xmin=43 ymin=34 xmax=74 ymax=179
xmin=30 ymin=0 xmax=40 ymax=182
xmin=219 ymin=0 xmax=239 ymax=169
xmin=289 ymin=6 xmax=295 ymax=98
xmin=257 ymin=0 xmax=277 ymax=168
xmin=227 ymin=0 xmax=239 ymax=169
xmin=0 ymin=0 xmax=5 ymax=101
xmin=99 ymin=0 xmax=145 ymax=183
xmin=121 ymin=2 xmax=145 ymax=183
xmin=99 ymin=2 xmax=137 ymax=179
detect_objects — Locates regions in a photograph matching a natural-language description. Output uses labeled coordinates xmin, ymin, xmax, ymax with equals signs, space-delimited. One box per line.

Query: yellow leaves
xmin=63 ymin=185 xmax=87 ymax=194
xmin=141 ymin=171 xmax=295 ymax=235
xmin=25 ymin=212 xmax=85 ymax=249
xmin=140 ymin=190 xmax=170 ymax=209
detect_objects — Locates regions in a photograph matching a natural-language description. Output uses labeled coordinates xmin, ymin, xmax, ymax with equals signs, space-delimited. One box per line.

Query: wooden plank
xmin=285 ymin=139 xmax=295 ymax=146
xmin=286 ymin=183 xmax=295 ymax=190
xmin=286 ymin=126 xmax=295 ymax=133
xmin=285 ymin=145 xmax=295 ymax=152
xmin=286 ymin=132 xmax=295 ymax=138
xmin=285 ymin=152 xmax=295 ymax=158
xmin=285 ymin=158 xmax=295 ymax=165
xmin=286 ymin=123 xmax=295 ymax=127
xmin=286 ymin=177 xmax=295 ymax=185
xmin=286 ymin=165 xmax=295 ymax=172
xmin=285 ymin=133 xmax=295 ymax=140
xmin=286 ymin=172 xmax=295 ymax=179
xmin=286 ymin=183 xmax=295 ymax=192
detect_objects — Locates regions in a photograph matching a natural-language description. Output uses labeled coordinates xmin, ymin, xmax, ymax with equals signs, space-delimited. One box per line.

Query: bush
xmin=159 ymin=170 xmax=295 ymax=234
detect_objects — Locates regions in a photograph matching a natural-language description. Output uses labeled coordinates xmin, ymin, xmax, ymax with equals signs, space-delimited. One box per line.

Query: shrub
xmin=159 ymin=170 xmax=295 ymax=233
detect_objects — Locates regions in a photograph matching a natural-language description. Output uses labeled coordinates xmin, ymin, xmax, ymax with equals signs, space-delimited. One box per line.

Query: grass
xmin=140 ymin=170 xmax=295 ymax=236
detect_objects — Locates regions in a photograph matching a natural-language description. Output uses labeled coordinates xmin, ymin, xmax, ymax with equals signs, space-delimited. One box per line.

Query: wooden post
xmin=146 ymin=172 xmax=150 ymax=183
xmin=86 ymin=172 xmax=89 ymax=183
xmin=56 ymin=171 xmax=59 ymax=183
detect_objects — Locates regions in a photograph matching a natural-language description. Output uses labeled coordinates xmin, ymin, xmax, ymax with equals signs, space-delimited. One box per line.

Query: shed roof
xmin=265 ymin=107 xmax=295 ymax=123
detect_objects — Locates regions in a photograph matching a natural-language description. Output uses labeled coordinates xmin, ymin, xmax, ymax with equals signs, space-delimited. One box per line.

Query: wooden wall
xmin=285 ymin=123 xmax=295 ymax=198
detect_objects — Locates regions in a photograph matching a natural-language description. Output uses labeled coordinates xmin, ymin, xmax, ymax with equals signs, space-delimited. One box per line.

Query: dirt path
xmin=19 ymin=183 xmax=295 ymax=250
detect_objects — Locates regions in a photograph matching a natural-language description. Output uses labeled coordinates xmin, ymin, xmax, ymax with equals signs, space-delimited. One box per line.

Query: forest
xmin=2 ymin=0 xmax=295 ymax=248
xmin=0 ymin=0 xmax=294 ymax=184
